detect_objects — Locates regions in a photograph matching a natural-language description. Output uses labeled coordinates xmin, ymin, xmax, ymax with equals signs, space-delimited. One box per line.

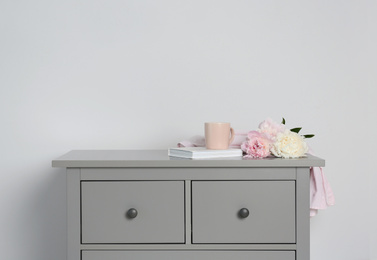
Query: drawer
xmin=82 ymin=250 xmax=295 ymax=260
xmin=192 ymin=181 xmax=296 ymax=243
xmin=81 ymin=181 xmax=184 ymax=243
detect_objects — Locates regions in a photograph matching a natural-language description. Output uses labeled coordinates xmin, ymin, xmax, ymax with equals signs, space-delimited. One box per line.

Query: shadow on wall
xmin=29 ymin=168 xmax=67 ymax=260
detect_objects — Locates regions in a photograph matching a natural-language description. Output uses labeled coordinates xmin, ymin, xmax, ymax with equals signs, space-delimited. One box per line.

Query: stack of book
xmin=168 ymin=147 xmax=243 ymax=159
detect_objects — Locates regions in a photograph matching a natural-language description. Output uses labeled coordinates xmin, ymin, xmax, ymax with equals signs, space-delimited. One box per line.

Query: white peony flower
xmin=271 ymin=129 xmax=308 ymax=158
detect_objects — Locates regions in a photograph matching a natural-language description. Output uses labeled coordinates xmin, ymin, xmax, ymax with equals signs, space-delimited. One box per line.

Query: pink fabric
xmin=178 ymin=133 xmax=335 ymax=217
xmin=309 ymin=166 xmax=335 ymax=217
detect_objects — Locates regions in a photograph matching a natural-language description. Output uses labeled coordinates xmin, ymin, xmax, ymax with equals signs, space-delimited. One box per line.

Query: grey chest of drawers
xmin=52 ymin=150 xmax=325 ymax=260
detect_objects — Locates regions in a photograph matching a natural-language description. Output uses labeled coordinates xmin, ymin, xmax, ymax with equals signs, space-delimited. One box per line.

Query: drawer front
xmin=81 ymin=181 xmax=184 ymax=243
xmin=82 ymin=250 xmax=295 ymax=260
xmin=192 ymin=181 xmax=296 ymax=243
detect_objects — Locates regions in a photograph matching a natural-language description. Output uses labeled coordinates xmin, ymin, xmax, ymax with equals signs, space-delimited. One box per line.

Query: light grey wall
xmin=0 ymin=1 xmax=376 ymax=259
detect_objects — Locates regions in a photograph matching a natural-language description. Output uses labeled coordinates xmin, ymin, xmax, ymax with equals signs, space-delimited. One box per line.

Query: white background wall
xmin=1 ymin=0 xmax=376 ymax=259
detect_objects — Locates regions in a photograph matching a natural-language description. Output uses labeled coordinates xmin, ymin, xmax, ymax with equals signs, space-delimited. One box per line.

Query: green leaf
xmin=303 ymin=134 xmax=315 ymax=139
xmin=282 ymin=118 xmax=286 ymax=125
xmin=290 ymin=127 xmax=302 ymax=133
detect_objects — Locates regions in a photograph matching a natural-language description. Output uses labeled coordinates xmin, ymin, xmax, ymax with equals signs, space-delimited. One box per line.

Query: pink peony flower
xmin=258 ymin=118 xmax=286 ymax=141
xmin=241 ymin=131 xmax=272 ymax=158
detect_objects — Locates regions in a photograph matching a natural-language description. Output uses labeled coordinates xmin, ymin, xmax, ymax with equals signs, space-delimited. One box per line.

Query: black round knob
xmin=238 ymin=208 xmax=249 ymax=219
xmin=126 ymin=208 xmax=138 ymax=219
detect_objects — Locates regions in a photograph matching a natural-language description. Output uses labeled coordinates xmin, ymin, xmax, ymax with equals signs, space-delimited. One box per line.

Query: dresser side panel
xmin=296 ymin=167 xmax=310 ymax=260
xmin=67 ymin=168 xmax=81 ymax=260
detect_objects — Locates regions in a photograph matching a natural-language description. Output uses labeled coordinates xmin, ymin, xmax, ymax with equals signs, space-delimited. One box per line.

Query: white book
xmin=168 ymin=147 xmax=243 ymax=159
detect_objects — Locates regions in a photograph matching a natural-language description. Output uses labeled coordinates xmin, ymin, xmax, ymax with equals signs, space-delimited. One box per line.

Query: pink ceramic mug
xmin=205 ymin=122 xmax=235 ymax=150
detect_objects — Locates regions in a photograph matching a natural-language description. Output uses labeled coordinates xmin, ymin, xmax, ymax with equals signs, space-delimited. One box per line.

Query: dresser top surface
xmin=52 ymin=150 xmax=325 ymax=168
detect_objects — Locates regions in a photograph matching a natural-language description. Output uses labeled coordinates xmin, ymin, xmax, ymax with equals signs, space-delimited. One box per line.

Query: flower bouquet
xmin=241 ymin=118 xmax=314 ymax=159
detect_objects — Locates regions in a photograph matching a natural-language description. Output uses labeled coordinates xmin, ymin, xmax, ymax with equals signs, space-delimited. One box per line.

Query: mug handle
xmin=228 ymin=127 xmax=235 ymax=146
